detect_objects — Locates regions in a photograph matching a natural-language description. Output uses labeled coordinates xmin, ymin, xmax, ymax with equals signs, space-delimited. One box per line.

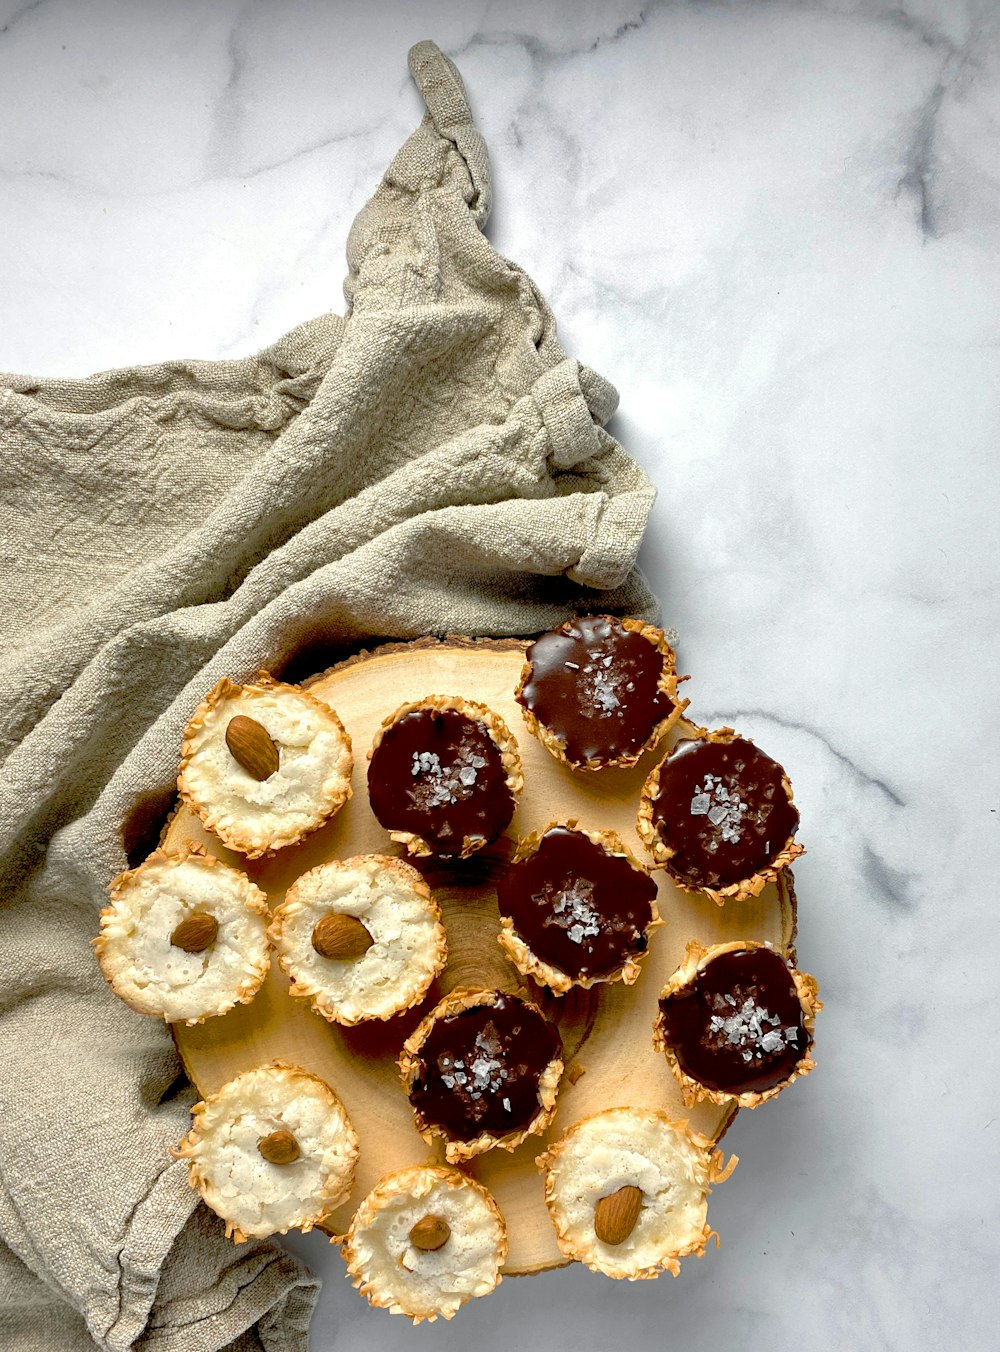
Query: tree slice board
xmin=166 ymin=637 xmax=796 ymax=1276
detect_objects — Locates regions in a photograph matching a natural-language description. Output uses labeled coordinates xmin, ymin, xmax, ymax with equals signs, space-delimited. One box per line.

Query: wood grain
xmin=166 ymin=638 xmax=796 ymax=1275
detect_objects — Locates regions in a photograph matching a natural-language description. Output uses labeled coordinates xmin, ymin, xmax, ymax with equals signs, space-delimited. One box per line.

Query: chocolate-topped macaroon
xmin=654 ymin=940 xmax=820 ymax=1109
xmin=368 ymin=696 xmax=523 ymax=859
xmin=398 ymin=988 xmax=563 ymax=1161
xmin=497 ymin=823 xmax=660 ymax=994
xmin=637 ymin=727 xmax=803 ymax=903
xmin=515 ymin=616 xmax=687 ymax=770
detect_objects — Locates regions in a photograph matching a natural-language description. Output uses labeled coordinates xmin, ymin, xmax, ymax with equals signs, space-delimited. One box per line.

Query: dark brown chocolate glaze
xmin=368 ymin=705 xmax=514 ymax=857
xmin=497 ymin=827 xmax=657 ymax=980
xmin=518 ymin=615 xmax=674 ymax=766
xmin=658 ymin=947 xmax=809 ymax=1095
xmin=649 ymin=736 xmax=798 ymax=889
xmin=408 ymin=993 xmax=562 ymax=1142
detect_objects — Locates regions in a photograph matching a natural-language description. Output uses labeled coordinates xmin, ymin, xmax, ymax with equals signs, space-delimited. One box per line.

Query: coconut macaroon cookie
xmin=269 ymin=855 xmax=447 ymax=1025
xmin=367 ymin=696 xmax=522 ymax=859
xmin=342 ymin=1164 xmax=508 ymax=1323
xmin=95 ymin=846 xmax=270 ymax=1025
xmin=496 ymin=824 xmax=660 ymax=994
xmin=654 ymin=940 xmax=820 ymax=1109
xmin=178 ymin=673 xmax=353 ymax=858
xmin=515 ymin=615 xmax=687 ymax=770
xmin=399 ymin=989 xmax=563 ymax=1161
xmin=637 ymin=727 xmax=804 ymax=903
xmin=538 ymin=1107 xmax=736 ymax=1280
xmin=174 ymin=1061 xmax=358 ymax=1242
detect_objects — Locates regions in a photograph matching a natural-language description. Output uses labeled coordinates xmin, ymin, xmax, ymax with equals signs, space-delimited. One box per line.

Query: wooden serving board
xmin=166 ymin=637 xmax=796 ymax=1275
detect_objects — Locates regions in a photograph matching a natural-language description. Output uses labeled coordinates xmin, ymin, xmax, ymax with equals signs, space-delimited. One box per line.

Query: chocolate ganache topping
xmin=368 ymin=705 xmax=514 ymax=856
xmin=518 ymin=616 xmax=675 ymax=766
xmin=649 ymin=737 xmax=798 ymax=889
xmin=658 ymin=947 xmax=809 ymax=1095
xmin=408 ymin=993 xmax=562 ymax=1142
xmin=497 ymin=827 xmax=657 ymax=980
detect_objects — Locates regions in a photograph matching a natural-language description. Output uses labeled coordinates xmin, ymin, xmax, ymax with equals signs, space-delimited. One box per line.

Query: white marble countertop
xmin=3 ymin=1 xmax=998 ymax=1349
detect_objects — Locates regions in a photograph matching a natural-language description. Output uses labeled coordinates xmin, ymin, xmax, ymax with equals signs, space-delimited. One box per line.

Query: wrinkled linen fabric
xmin=0 ymin=41 xmax=657 ymax=1352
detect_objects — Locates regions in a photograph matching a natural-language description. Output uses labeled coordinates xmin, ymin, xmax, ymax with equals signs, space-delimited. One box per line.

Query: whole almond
xmin=311 ymin=913 xmax=373 ymax=961
xmin=225 ymin=715 xmax=279 ymax=781
xmin=409 ymin=1214 xmax=451 ymax=1251
xmin=593 ymin=1184 xmax=643 ymax=1245
xmin=170 ymin=911 xmax=219 ymax=953
xmin=257 ymin=1129 xmax=300 ymax=1165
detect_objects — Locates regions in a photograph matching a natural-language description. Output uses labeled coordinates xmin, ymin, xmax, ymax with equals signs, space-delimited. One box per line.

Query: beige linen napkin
xmin=0 ymin=41 xmax=657 ymax=1351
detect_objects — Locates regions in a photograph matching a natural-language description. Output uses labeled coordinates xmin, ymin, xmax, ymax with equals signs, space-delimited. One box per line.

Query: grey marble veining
xmin=3 ymin=1 xmax=998 ymax=1349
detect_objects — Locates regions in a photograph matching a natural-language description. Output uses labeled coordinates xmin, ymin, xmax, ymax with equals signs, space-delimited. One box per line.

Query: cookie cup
xmin=637 ymin=725 xmax=804 ymax=904
xmin=537 ymin=1106 xmax=737 ymax=1280
xmin=178 ymin=672 xmax=353 ymax=858
xmin=341 ymin=1164 xmax=508 ymax=1323
xmin=515 ymin=617 xmax=688 ymax=771
xmin=95 ymin=845 xmax=270 ymax=1026
xmin=268 ymin=854 xmax=447 ymax=1025
xmin=398 ymin=987 xmax=563 ymax=1163
xmin=367 ymin=695 xmax=523 ymax=859
xmin=497 ymin=823 xmax=663 ymax=995
xmin=173 ymin=1060 xmax=358 ymax=1242
xmin=653 ymin=939 xmax=821 ymax=1110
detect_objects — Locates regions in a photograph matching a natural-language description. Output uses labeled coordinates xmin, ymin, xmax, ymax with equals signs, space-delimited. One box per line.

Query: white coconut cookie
xmin=178 ymin=673 xmax=353 ymax=858
xmin=538 ymin=1107 xmax=737 ymax=1280
xmin=95 ymin=846 xmax=270 ymax=1026
xmin=269 ymin=855 xmax=447 ymax=1026
xmin=174 ymin=1061 xmax=359 ymax=1242
xmin=342 ymin=1164 xmax=507 ymax=1323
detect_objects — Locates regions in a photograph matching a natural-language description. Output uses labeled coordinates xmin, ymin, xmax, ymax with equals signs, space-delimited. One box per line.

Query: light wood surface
xmin=166 ymin=638 xmax=796 ymax=1275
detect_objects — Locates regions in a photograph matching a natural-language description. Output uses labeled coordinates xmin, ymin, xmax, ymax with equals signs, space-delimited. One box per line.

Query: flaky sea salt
xmin=690 ymin=773 xmax=748 ymax=844
xmin=465 ymin=1028 xmax=505 ymax=1098
xmin=407 ymin=745 xmax=488 ymax=811
xmin=571 ymin=641 xmax=634 ymax=718
xmin=705 ymin=992 xmax=799 ymax=1063
xmin=591 ymin=673 xmax=620 ymax=712
xmin=548 ymin=878 xmax=602 ymax=945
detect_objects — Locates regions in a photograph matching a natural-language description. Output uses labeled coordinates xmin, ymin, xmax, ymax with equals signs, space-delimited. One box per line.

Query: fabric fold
xmin=0 ymin=39 xmax=659 ymax=1351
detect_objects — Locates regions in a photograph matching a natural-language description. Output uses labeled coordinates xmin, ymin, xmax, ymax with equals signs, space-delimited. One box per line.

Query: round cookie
xmin=342 ymin=1164 xmax=507 ymax=1323
xmin=269 ymin=855 xmax=447 ymax=1025
xmin=398 ymin=988 xmax=563 ymax=1162
xmin=95 ymin=845 xmax=269 ymax=1025
xmin=515 ymin=615 xmax=687 ymax=770
xmin=654 ymin=940 xmax=821 ymax=1108
xmin=174 ymin=1061 xmax=358 ymax=1242
xmin=178 ymin=673 xmax=353 ymax=858
xmin=538 ymin=1106 xmax=737 ymax=1279
xmin=637 ymin=726 xmax=803 ymax=903
xmin=497 ymin=823 xmax=660 ymax=993
xmin=367 ymin=695 xmax=522 ymax=859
